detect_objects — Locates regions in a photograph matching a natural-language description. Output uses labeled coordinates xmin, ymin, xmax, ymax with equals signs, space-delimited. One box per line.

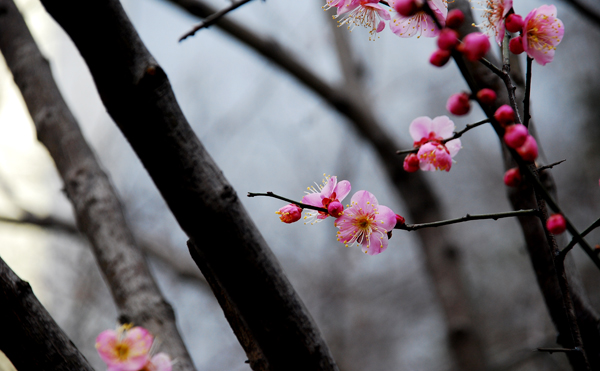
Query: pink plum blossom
xmin=409 ymin=116 xmax=461 ymax=171
xmin=276 ymin=204 xmax=303 ymax=224
xmin=388 ymin=0 xmax=447 ymax=38
xmin=334 ymin=190 xmax=397 ymax=255
xmin=141 ymin=353 xmax=172 ymax=371
xmin=323 ymin=0 xmax=348 ymax=12
xmin=522 ymin=5 xmax=564 ymax=66
xmin=96 ymin=325 xmax=153 ymax=371
xmin=477 ymin=0 xmax=512 ymax=45
xmin=335 ymin=0 xmax=391 ymax=40
xmin=302 ymin=174 xmax=351 ymax=224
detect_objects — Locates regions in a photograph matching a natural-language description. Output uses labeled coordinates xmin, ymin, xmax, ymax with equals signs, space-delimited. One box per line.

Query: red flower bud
xmin=504 ymin=124 xmax=529 ymax=149
xmin=505 ymin=14 xmax=524 ymax=33
xmin=546 ymin=214 xmax=566 ymax=234
xmin=446 ymin=9 xmax=465 ymax=29
xmin=509 ymin=36 xmax=524 ymax=55
xmin=430 ymin=49 xmax=451 ymax=67
xmin=446 ymin=92 xmax=471 ymax=116
xmin=503 ymin=167 xmax=522 ymax=187
xmin=395 ymin=214 xmax=406 ymax=226
xmin=403 ymin=153 xmax=420 ymax=172
xmin=476 ymin=88 xmax=497 ymax=105
xmin=327 ymin=201 xmax=344 ymax=218
xmin=394 ymin=0 xmax=423 ymax=17
xmin=516 ymin=135 xmax=538 ymax=162
xmin=437 ymin=29 xmax=459 ymax=50
xmin=457 ymin=32 xmax=490 ymax=61
xmin=494 ymin=104 xmax=515 ymax=125
xmin=277 ymin=204 xmax=303 ymax=223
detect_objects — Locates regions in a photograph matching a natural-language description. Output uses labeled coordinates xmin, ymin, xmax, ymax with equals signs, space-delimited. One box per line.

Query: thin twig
xmin=559 ymin=216 xmax=600 ymax=261
xmin=396 ymin=118 xmax=491 ymax=155
xmin=537 ymin=347 xmax=580 ymax=354
xmin=524 ymin=56 xmax=532 ymax=128
xmin=179 ymin=0 xmax=255 ymax=41
xmin=536 ymin=159 xmax=566 ymax=172
xmin=247 ymin=192 xmax=328 ymax=212
xmin=396 ymin=209 xmax=539 ymax=231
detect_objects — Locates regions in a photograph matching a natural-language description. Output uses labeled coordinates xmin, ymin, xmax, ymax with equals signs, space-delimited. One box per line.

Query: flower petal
xmin=334 ymin=180 xmax=352 ymax=201
xmin=430 ymin=116 xmax=454 ymax=138
xmin=375 ymin=205 xmax=397 ymax=232
xmin=321 ymin=176 xmax=337 ymax=198
xmin=351 ymin=190 xmax=379 ymax=212
xmin=409 ymin=116 xmax=433 ymax=141
xmin=301 ymin=193 xmax=323 ymax=207
xmin=445 ymin=139 xmax=462 ymax=157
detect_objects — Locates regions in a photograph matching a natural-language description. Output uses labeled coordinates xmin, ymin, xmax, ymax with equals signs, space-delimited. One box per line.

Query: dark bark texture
xmin=0 ymin=256 xmax=95 ymax=371
xmin=0 ymin=0 xmax=196 ymax=369
xmin=38 ymin=0 xmax=339 ymax=369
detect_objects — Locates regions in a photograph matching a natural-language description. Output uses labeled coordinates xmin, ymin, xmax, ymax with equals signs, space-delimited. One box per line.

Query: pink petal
xmin=430 ymin=115 xmax=454 ymax=138
xmin=301 ymin=193 xmax=324 ymax=208
xmin=362 ymin=232 xmax=388 ymax=255
xmin=321 ymin=176 xmax=337 ymax=198
xmin=96 ymin=330 xmax=120 ymax=365
xmin=376 ymin=20 xmax=386 ymax=33
xmin=445 ymin=139 xmax=462 ymax=157
xmin=428 ymin=0 xmax=447 ymax=21
xmin=334 ymin=180 xmax=352 ymax=201
xmin=375 ymin=205 xmax=397 ymax=232
xmin=350 ymin=190 xmax=379 ymax=212
xmin=149 ymin=353 xmax=173 ymax=371
xmin=409 ymin=116 xmax=433 ymax=141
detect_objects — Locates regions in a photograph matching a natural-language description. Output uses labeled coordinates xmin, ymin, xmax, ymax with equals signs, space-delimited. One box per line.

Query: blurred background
xmin=0 ymin=0 xmax=599 ymax=369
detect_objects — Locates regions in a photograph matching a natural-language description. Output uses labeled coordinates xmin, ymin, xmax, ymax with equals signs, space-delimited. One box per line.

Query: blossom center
xmin=115 ymin=343 xmax=130 ymax=361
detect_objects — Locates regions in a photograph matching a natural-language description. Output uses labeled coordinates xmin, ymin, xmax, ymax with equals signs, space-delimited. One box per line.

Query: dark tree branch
xmin=0 ymin=1 xmax=196 ymax=369
xmin=397 ymin=209 xmax=539 ymax=231
xmin=0 ymin=256 xmax=94 ymax=371
xmin=38 ymin=0 xmax=339 ymax=369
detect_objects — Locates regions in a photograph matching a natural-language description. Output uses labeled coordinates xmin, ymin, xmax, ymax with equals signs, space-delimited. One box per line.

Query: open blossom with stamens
xmin=335 ymin=0 xmax=391 ymax=40
xmin=522 ymin=5 xmax=564 ymax=66
xmin=477 ymin=0 xmax=512 ymax=45
xmin=409 ymin=116 xmax=461 ymax=171
xmin=388 ymin=0 xmax=447 ymax=38
xmin=96 ymin=324 xmax=153 ymax=371
xmin=302 ymin=174 xmax=351 ymax=224
xmin=335 ymin=190 xmax=397 ymax=255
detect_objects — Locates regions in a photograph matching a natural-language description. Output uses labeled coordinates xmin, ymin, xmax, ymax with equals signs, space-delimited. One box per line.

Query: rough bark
xmin=0 ymin=1 xmax=196 ymax=370
xmin=0 ymin=256 xmax=95 ymax=371
xmin=168 ymin=1 xmax=486 ymax=369
xmin=38 ymin=0 xmax=339 ymax=369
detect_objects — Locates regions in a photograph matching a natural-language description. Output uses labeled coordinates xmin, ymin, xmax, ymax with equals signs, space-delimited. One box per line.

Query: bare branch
xmin=0 ymin=256 xmax=94 ymax=371
xmin=397 ymin=209 xmax=539 ymax=231
xmin=0 ymin=1 xmax=197 ymax=369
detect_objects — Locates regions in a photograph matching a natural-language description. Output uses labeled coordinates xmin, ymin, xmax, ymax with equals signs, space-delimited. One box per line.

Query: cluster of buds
xmin=96 ymin=324 xmax=172 ymax=371
xmin=446 ymin=88 xmax=497 ymax=116
xmin=275 ymin=174 xmax=402 ymax=255
xmin=430 ymin=9 xmax=491 ymax=67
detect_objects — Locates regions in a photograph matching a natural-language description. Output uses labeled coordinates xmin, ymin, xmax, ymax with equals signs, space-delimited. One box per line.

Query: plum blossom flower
xmin=334 ymin=190 xmax=397 ymax=255
xmin=335 ymin=0 xmax=391 ymax=40
xmin=476 ymin=0 xmax=512 ymax=45
xmin=409 ymin=116 xmax=461 ymax=171
xmin=302 ymin=174 xmax=351 ymax=224
xmin=522 ymin=5 xmax=564 ymax=66
xmin=96 ymin=324 xmax=153 ymax=371
xmin=389 ymin=0 xmax=447 ymax=38
xmin=276 ymin=204 xmax=303 ymax=224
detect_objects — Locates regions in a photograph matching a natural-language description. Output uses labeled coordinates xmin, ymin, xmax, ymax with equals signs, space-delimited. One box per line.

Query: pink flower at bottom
xmin=335 ymin=190 xmax=397 ymax=255
xmin=96 ymin=325 xmax=153 ymax=371
xmin=522 ymin=5 xmax=564 ymax=66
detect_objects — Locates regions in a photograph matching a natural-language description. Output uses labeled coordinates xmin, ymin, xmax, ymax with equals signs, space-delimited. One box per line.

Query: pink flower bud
xmin=505 ymin=14 xmax=524 ymax=33
xmin=327 ymin=201 xmax=344 ymax=218
xmin=457 ymin=32 xmax=490 ymax=61
xmin=546 ymin=214 xmax=566 ymax=234
xmin=476 ymin=88 xmax=497 ymax=105
xmin=509 ymin=36 xmax=524 ymax=55
xmin=446 ymin=92 xmax=471 ymax=116
xmin=503 ymin=167 xmax=522 ymax=187
xmin=494 ymin=104 xmax=515 ymax=125
xmin=276 ymin=204 xmax=302 ymax=223
xmin=446 ymin=9 xmax=465 ymax=29
xmin=394 ymin=0 xmax=424 ymax=17
xmin=516 ymin=135 xmax=538 ymax=162
xmin=430 ymin=49 xmax=451 ymax=67
xmin=395 ymin=214 xmax=406 ymax=226
xmin=403 ymin=153 xmax=420 ymax=172
xmin=437 ymin=29 xmax=459 ymax=50
xmin=504 ymin=124 xmax=529 ymax=149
